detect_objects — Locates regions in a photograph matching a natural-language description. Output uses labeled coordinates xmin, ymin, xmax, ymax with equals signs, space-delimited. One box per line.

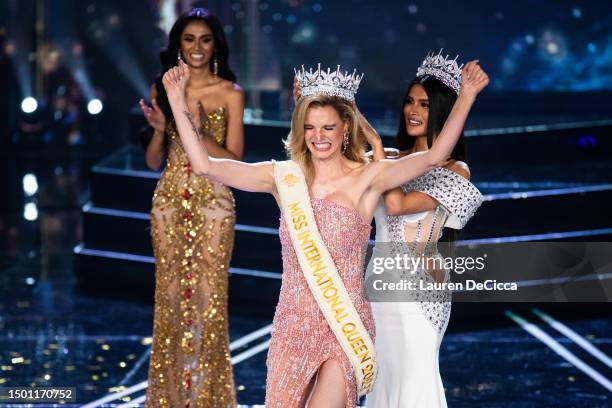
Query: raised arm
xmin=369 ymin=61 xmax=488 ymax=194
xmin=364 ymin=135 xmax=440 ymax=216
xmin=162 ymin=60 xmax=274 ymax=193
xmin=383 ymin=161 xmax=470 ymax=215
xmin=384 ymin=190 xmax=437 ymax=215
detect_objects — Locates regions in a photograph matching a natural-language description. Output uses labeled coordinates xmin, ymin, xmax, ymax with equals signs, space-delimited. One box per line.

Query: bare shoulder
xmin=230 ymin=82 xmax=243 ymax=93
xmin=446 ymin=160 xmax=471 ymax=179
xmin=346 ymin=159 xmax=372 ymax=173
xmin=222 ymin=82 xmax=243 ymax=111
xmin=220 ymin=80 xmax=243 ymax=97
xmin=366 ymin=158 xmax=393 ymax=170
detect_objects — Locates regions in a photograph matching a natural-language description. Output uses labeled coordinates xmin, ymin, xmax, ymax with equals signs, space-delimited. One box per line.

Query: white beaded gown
xmin=366 ymin=166 xmax=482 ymax=408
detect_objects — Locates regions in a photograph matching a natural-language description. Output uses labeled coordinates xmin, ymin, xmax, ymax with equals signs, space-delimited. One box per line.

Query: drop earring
xmin=178 ymin=49 xmax=183 ymax=63
xmin=342 ymin=132 xmax=349 ymax=154
xmin=213 ymin=52 xmax=218 ymax=76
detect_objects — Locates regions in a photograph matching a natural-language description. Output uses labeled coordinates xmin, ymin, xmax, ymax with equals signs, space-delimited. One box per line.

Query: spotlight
xmin=23 ymin=202 xmax=38 ymax=221
xmin=87 ymin=98 xmax=103 ymax=115
xmin=22 ymin=173 xmax=38 ymax=196
xmin=21 ymin=97 xmax=38 ymax=113
xmin=546 ymin=41 xmax=560 ymax=55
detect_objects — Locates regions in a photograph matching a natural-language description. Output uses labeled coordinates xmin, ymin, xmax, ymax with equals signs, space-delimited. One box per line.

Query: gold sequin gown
xmin=146 ymin=107 xmax=236 ymax=407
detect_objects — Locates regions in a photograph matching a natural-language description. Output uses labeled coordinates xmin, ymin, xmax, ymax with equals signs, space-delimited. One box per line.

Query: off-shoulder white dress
xmin=366 ymin=166 xmax=482 ymax=408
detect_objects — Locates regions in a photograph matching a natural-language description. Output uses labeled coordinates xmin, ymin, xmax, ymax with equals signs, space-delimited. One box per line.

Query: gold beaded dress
xmin=146 ymin=107 xmax=236 ymax=407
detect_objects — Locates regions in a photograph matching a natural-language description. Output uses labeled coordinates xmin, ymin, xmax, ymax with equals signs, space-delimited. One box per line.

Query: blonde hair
xmin=284 ymin=94 xmax=367 ymax=184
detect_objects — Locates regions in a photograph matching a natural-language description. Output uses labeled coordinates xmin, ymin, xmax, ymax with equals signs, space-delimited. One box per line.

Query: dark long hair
xmin=396 ymin=75 xmax=466 ymax=163
xmin=154 ymin=8 xmax=236 ymax=122
xmin=139 ymin=8 xmax=236 ymax=149
xmin=396 ymin=75 xmax=467 ymax=242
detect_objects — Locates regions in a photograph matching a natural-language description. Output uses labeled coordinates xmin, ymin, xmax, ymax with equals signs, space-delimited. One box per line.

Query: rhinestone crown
xmin=416 ymin=50 xmax=463 ymax=94
xmin=294 ymin=63 xmax=363 ymax=102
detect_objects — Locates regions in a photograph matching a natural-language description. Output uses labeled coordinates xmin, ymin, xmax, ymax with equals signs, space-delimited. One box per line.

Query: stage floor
xmin=1 ymin=250 xmax=611 ymax=407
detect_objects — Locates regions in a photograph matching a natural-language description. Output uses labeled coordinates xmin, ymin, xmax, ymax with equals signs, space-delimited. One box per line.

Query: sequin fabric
xmin=266 ymin=198 xmax=374 ymax=408
xmin=403 ymin=167 xmax=482 ymax=229
xmin=386 ymin=166 xmax=482 ymax=333
xmin=146 ymin=107 xmax=236 ymax=407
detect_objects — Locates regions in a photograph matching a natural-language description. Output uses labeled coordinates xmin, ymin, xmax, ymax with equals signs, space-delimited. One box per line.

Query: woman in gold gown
xmin=138 ymin=8 xmax=244 ymax=407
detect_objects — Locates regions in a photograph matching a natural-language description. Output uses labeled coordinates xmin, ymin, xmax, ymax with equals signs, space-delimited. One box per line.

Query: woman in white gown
xmin=366 ymin=52 xmax=483 ymax=408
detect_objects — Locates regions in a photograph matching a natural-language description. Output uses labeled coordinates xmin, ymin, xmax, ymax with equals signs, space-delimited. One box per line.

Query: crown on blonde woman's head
xmin=294 ymin=63 xmax=364 ymax=102
xmin=416 ymin=49 xmax=463 ymax=94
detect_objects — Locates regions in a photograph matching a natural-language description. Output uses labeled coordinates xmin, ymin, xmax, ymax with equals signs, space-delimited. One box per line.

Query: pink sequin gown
xmin=266 ymin=198 xmax=375 ymax=407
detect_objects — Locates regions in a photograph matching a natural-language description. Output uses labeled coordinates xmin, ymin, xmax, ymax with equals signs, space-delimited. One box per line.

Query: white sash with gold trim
xmin=274 ymin=160 xmax=377 ymax=397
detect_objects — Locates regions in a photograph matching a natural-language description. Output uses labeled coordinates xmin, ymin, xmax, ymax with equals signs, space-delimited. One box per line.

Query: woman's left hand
xmin=364 ymin=125 xmax=382 ymax=147
xmin=357 ymin=109 xmax=382 ymax=147
xmin=459 ymin=60 xmax=489 ymax=101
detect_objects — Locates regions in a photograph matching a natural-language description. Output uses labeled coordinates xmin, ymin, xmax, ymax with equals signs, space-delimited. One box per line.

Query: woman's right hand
xmin=162 ymin=59 xmax=191 ymax=104
xmin=139 ymin=97 xmax=166 ymax=133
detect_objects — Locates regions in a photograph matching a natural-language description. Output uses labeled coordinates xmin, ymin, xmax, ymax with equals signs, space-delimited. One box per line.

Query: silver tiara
xmin=294 ymin=63 xmax=364 ymax=102
xmin=416 ymin=50 xmax=463 ymax=94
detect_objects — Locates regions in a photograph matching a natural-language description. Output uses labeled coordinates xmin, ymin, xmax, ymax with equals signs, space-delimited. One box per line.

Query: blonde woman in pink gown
xmin=160 ymin=59 xmax=488 ymax=407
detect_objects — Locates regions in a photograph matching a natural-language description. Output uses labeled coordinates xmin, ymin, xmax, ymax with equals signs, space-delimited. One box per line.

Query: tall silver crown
xmin=294 ymin=63 xmax=364 ymax=102
xmin=416 ymin=50 xmax=463 ymax=94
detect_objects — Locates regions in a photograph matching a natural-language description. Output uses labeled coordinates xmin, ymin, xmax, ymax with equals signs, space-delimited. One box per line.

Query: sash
xmin=274 ymin=160 xmax=377 ymax=397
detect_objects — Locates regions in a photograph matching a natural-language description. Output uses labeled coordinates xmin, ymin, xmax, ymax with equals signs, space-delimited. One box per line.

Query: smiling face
xmin=403 ymin=84 xmax=429 ymax=138
xmin=180 ymin=20 xmax=214 ymax=69
xmin=304 ymin=105 xmax=348 ymax=161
